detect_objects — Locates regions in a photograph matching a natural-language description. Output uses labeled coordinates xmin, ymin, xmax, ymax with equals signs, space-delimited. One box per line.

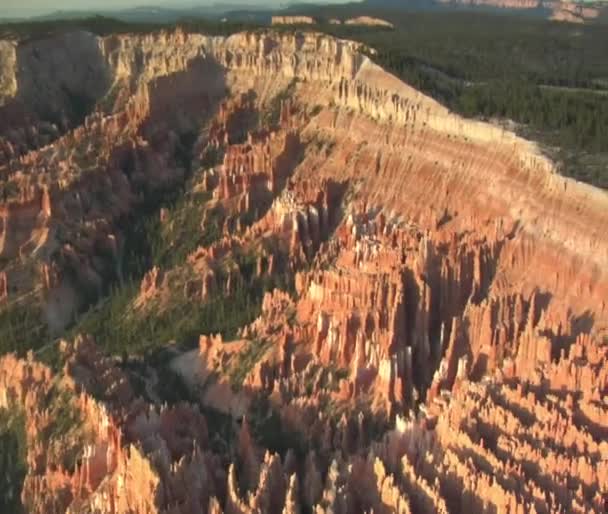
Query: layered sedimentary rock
xmin=344 ymin=16 xmax=395 ymax=28
xmin=431 ymin=0 xmax=607 ymax=21
xmin=271 ymin=16 xmax=316 ymax=25
xmin=0 ymin=28 xmax=607 ymax=514
xmin=548 ymin=1 xmax=603 ymax=22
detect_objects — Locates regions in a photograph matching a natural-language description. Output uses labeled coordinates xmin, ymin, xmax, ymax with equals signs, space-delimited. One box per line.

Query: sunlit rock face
xmin=433 ymin=0 xmax=605 ymax=22
xmin=0 ymin=28 xmax=606 ymax=514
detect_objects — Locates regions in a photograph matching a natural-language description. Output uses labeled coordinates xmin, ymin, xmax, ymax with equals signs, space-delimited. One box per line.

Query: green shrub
xmin=0 ymin=301 xmax=46 ymax=356
xmin=228 ymin=338 xmax=272 ymax=391
xmin=0 ymin=410 xmax=27 ymax=514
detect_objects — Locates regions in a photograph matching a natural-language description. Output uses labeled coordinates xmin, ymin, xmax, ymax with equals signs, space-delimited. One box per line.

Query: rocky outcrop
xmin=344 ymin=17 xmax=394 ymax=28
xmin=548 ymin=1 xmax=602 ymax=22
xmin=437 ymin=0 xmax=540 ymax=8
xmin=271 ymin=16 xmax=316 ymax=25
xmin=0 ymin=40 xmax=17 ymax=106
xmin=429 ymin=0 xmax=606 ymax=22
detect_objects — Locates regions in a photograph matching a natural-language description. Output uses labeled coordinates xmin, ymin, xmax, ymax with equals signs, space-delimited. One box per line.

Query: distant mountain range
xmin=1 ymin=0 xmax=606 ymax=24
xmin=1 ymin=4 xmax=258 ymax=23
xmin=0 ymin=1 xmax=358 ymax=23
xmin=0 ymin=2 xmax=296 ymax=23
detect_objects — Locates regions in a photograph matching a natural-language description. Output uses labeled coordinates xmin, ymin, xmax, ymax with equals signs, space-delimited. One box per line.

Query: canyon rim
xmin=0 ymin=26 xmax=606 ymax=514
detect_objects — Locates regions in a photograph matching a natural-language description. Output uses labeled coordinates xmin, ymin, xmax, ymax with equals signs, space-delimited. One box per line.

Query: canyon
xmin=0 ymin=27 xmax=606 ymax=514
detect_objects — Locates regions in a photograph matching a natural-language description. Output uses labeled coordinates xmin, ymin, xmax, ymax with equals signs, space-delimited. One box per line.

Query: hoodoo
xmin=0 ymin=28 xmax=606 ymax=514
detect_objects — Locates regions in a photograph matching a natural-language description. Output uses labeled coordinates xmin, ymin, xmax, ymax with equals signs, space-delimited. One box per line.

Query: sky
xmin=1 ymin=0 xmax=336 ymax=18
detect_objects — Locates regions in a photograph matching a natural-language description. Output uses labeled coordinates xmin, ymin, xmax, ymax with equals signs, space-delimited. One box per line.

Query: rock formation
xmin=0 ymin=27 xmax=606 ymax=514
xmin=271 ymin=16 xmax=316 ymax=25
xmin=424 ymin=0 xmax=607 ymax=22
xmin=344 ymin=17 xmax=395 ymax=28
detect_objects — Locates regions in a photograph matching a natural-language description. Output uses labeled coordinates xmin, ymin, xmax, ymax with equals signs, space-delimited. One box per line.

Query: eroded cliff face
xmin=434 ymin=0 xmax=606 ymax=22
xmin=0 ymin=29 xmax=607 ymax=514
xmin=0 ymin=41 xmax=17 ymax=106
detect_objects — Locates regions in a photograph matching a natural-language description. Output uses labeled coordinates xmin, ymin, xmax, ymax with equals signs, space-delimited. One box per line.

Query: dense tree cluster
xmin=457 ymin=81 xmax=608 ymax=152
xmin=0 ymin=301 xmax=47 ymax=357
